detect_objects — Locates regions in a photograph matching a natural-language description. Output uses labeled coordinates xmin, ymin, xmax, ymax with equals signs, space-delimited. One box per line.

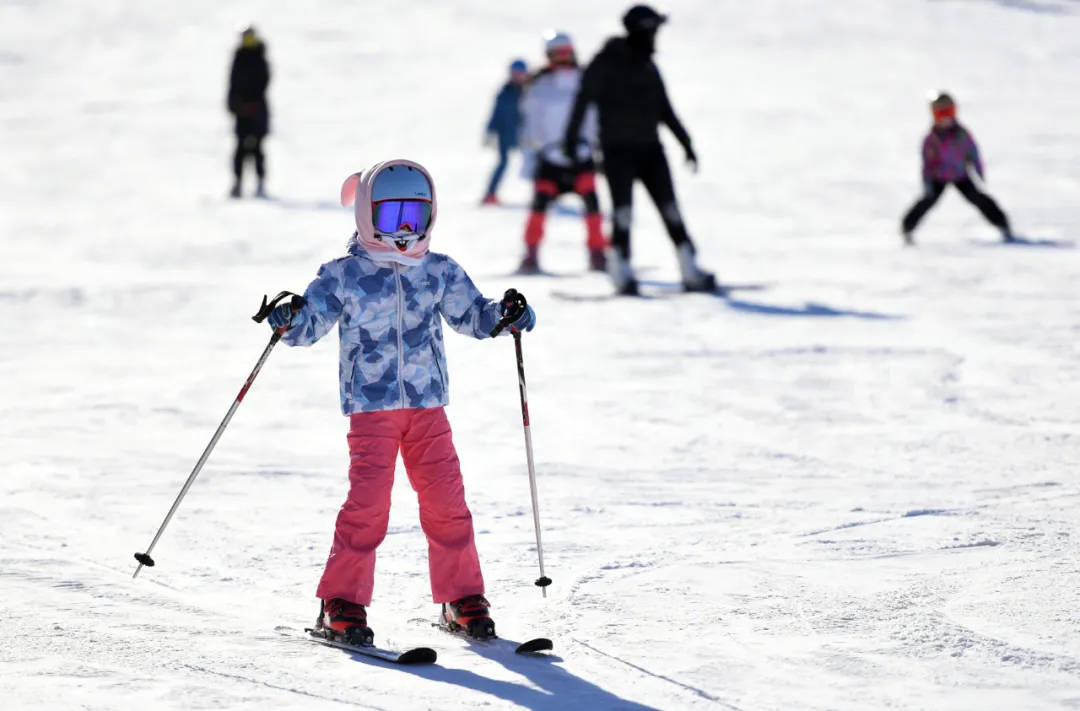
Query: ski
xmin=304 ymin=626 xmax=437 ymax=665
xmin=431 ymin=620 xmax=553 ymax=655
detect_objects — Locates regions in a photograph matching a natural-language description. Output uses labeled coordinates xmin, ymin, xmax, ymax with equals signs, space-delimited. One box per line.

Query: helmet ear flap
xmin=340 ymin=173 xmax=362 ymax=208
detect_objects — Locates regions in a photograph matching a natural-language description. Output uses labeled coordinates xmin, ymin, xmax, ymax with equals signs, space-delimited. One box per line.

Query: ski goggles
xmin=372 ymin=199 xmax=432 ymax=234
xmin=932 ymin=105 xmax=956 ymax=121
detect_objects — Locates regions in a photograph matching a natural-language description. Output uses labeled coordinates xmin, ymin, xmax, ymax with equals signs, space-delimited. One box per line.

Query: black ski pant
xmin=902 ymin=178 xmax=1009 ymax=233
xmin=233 ymin=132 xmax=265 ymax=183
xmin=602 ymin=141 xmax=691 ymax=259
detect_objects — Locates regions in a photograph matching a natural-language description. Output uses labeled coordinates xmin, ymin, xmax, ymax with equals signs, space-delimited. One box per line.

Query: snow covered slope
xmin=2 ymin=1 xmax=1079 ymax=709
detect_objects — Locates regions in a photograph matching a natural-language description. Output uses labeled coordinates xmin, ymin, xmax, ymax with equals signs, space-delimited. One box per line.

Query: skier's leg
xmin=574 ymin=169 xmax=607 ymax=256
xmin=635 ymin=146 xmax=681 ymax=239
xmin=636 ymin=144 xmax=715 ymax=289
xmin=253 ymin=135 xmax=265 ymax=178
xmin=521 ymin=161 xmax=558 ymax=271
xmin=901 ymin=181 xmax=946 ymax=235
xmin=525 ymin=180 xmax=556 ymax=245
xmin=486 ymin=142 xmax=510 ymax=199
xmin=638 ymin=143 xmax=691 ymax=248
xmin=602 ymin=148 xmax=635 ymax=260
xmin=954 ymin=178 xmax=1011 ymax=236
xmin=252 ymin=135 xmax=266 ymax=196
xmin=400 ymin=407 xmax=484 ymax=604
xmin=315 ymin=411 xmax=403 ymax=607
xmin=602 ymin=147 xmax=638 ymax=292
xmin=231 ymin=133 xmax=245 ymax=196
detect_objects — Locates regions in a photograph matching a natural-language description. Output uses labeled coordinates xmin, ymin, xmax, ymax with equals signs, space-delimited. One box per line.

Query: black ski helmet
xmin=930 ymin=92 xmax=955 ymax=111
xmin=623 ymin=4 xmax=667 ymax=33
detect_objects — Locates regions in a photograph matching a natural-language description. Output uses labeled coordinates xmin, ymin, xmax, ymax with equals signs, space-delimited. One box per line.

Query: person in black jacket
xmin=564 ymin=5 xmax=714 ymax=294
xmin=227 ymin=27 xmax=270 ymax=198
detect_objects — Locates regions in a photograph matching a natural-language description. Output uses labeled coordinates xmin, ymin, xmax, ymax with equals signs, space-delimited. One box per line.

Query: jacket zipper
xmin=393 ymin=263 xmax=405 ymax=409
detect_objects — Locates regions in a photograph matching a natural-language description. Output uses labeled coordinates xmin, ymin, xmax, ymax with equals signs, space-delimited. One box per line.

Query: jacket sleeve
xmin=260 ymin=56 xmax=270 ymax=94
xmin=438 ymin=257 xmax=503 ymax=339
xmin=965 ymin=130 xmax=984 ymax=179
xmin=564 ymin=56 xmax=602 ymax=151
xmin=226 ymin=53 xmax=239 ymax=112
xmin=658 ymin=75 xmax=692 ymax=151
xmin=282 ymin=260 xmax=345 ymax=347
xmin=486 ymin=86 xmax=504 ymax=133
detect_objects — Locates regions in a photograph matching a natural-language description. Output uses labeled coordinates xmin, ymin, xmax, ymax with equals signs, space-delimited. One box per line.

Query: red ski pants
xmin=315 ymin=407 xmax=485 ymax=606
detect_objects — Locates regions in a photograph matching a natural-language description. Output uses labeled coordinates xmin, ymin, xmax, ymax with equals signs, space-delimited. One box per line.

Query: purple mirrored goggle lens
xmin=372 ymin=199 xmax=432 ymax=234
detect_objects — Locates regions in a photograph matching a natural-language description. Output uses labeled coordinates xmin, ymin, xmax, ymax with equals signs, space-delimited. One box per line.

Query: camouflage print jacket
xmin=282 ymin=242 xmax=503 ymax=414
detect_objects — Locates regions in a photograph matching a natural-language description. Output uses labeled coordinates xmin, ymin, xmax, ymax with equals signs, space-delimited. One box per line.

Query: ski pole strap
xmin=252 ymin=291 xmax=307 ymax=327
xmin=490 ymin=288 xmax=527 ymax=337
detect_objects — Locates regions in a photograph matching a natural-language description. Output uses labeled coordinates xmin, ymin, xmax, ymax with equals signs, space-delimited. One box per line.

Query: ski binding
xmin=306 ymin=626 xmax=436 ymax=665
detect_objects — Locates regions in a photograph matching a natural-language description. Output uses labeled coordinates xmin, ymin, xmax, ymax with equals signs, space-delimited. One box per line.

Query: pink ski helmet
xmin=340 ymin=159 xmax=437 ymax=264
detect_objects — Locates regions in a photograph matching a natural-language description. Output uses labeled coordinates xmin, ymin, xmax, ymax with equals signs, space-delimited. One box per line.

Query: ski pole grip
xmin=489 ymin=289 xmax=526 ymax=337
xmin=252 ymin=291 xmax=307 ymax=324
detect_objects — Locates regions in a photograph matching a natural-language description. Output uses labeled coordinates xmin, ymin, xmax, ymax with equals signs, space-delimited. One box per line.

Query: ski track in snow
xmin=3 ymin=0 xmax=1080 ymax=709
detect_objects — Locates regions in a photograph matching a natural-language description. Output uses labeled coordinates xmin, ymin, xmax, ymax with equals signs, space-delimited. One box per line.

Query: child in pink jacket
xmin=901 ymin=93 xmax=1013 ymax=245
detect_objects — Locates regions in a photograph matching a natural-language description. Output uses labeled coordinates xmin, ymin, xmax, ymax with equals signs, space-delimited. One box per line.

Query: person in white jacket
xmin=517 ymin=31 xmax=606 ymax=273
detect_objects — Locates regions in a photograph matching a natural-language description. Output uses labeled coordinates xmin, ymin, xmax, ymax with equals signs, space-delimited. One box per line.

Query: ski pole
xmin=490 ymin=289 xmax=552 ymax=597
xmin=132 ymin=291 xmax=305 ymax=579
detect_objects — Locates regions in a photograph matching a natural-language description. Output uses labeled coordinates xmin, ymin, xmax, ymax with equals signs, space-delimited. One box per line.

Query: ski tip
xmin=398 ymin=647 xmax=438 ymax=664
xmin=515 ymin=638 xmax=554 ymax=654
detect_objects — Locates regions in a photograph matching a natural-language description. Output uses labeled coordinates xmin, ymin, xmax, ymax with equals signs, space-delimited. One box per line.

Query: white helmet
xmin=543 ymin=30 xmax=573 ymax=55
xmin=340 ymin=159 xmax=437 ymax=266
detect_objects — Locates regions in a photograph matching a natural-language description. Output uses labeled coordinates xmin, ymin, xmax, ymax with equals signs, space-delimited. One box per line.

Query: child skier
xmin=482 ymin=59 xmax=529 ymax=205
xmin=265 ymin=159 xmax=537 ymax=644
xmin=901 ymin=92 xmax=1014 ymax=245
xmin=517 ymin=31 xmax=606 ymax=274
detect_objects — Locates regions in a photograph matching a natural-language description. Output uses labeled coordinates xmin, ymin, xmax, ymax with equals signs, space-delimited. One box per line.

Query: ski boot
xmin=676 ymin=242 xmax=716 ymax=292
xmin=608 ymin=249 xmax=638 ymax=296
xmin=320 ymin=598 xmax=374 ymax=646
xmin=229 ymin=181 xmax=241 ymax=199
xmin=442 ymin=594 xmax=495 ymax=639
xmin=902 ymin=228 xmax=914 ymax=246
xmin=517 ymin=245 xmax=540 ymax=275
xmin=588 ymin=247 xmax=607 ymax=272
xmin=481 ymin=193 xmax=499 ymax=206
xmin=255 ymin=180 xmax=267 ymax=199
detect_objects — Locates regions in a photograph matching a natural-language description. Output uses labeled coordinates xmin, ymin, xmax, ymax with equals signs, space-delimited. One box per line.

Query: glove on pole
xmin=491 ymin=289 xmax=552 ymax=596
xmin=132 ymin=291 xmax=305 ymax=578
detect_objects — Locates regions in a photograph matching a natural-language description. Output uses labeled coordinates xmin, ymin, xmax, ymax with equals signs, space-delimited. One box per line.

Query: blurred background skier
xmin=481 ymin=59 xmax=529 ymax=206
xmin=227 ymin=26 xmax=270 ymax=198
xmin=564 ymin=5 xmax=714 ymax=295
xmin=517 ymin=31 xmax=606 ymax=274
xmin=901 ymin=92 xmax=1014 ymax=245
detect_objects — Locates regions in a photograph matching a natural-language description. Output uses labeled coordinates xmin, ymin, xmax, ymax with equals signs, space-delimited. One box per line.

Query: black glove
xmin=268 ymin=302 xmax=298 ymax=330
xmin=684 ymin=145 xmax=699 ymax=172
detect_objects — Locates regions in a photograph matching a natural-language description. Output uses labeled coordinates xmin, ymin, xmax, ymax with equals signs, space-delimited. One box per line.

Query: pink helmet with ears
xmin=340 ymin=159 xmax=438 ymax=264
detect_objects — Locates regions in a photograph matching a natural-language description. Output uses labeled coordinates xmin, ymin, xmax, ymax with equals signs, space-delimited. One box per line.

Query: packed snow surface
xmin=2 ymin=1 xmax=1079 ymax=709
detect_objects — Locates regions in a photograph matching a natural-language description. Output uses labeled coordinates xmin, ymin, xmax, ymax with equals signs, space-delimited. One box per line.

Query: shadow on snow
xmin=336 ymin=643 xmax=660 ymax=711
xmin=724 ymin=298 xmax=900 ymax=320
xmin=974 ymin=234 xmax=1075 ymax=249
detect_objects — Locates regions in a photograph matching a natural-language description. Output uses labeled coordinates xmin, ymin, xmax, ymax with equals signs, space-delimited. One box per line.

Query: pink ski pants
xmin=315 ymin=407 xmax=485 ymax=606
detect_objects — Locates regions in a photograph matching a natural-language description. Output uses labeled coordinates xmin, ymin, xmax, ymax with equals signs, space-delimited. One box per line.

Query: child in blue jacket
xmin=482 ymin=59 xmax=529 ymax=204
xmin=267 ymin=159 xmax=536 ymax=644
